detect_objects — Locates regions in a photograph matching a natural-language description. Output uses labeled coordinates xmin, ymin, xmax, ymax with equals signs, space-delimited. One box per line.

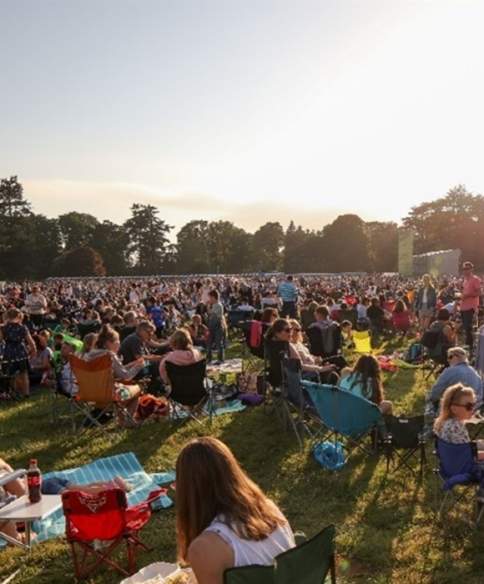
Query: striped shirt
xmin=277 ymin=281 xmax=298 ymax=302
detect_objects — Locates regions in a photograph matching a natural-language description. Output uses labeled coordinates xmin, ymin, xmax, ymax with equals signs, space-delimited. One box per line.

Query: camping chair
xmin=279 ymin=358 xmax=308 ymax=449
xmin=228 ymin=309 xmax=254 ymax=332
xmin=434 ymin=437 xmax=484 ymax=526
xmin=353 ymin=330 xmax=372 ymax=354
xmin=165 ymin=359 xmax=213 ymax=424
xmin=383 ymin=414 xmax=427 ymax=477
xmin=306 ymin=326 xmax=346 ymax=370
xmin=62 ymin=486 xmax=163 ymax=580
xmin=77 ymin=321 xmax=101 ymax=340
xmin=68 ymin=354 xmax=139 ymax=433
xmin=422 ymin=327 xmax=449 ymax=380
xmin=306 ymin=326 xmax=324 ymax=358
xmin=224 ymin=524 xmax=337 ymax=584
xmin=303 ymin=382 xmax=383 ymax=459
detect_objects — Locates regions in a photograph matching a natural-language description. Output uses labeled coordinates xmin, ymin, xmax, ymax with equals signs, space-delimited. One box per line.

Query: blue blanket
xmin=23 ymin=452 xmax=174 ymax=544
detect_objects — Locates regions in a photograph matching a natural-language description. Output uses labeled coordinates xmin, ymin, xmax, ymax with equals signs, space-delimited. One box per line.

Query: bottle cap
xmin=30 ymin=459 xmax=37 ymax=466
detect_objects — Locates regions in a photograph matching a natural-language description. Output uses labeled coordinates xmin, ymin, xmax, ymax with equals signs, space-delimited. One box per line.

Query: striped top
xmin=277 ymin=281 xmax=298 ymax=302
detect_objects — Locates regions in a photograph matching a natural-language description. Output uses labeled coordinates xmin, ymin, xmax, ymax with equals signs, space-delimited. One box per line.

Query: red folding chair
xmin=62 ymin=486 xmax=164 ymax=580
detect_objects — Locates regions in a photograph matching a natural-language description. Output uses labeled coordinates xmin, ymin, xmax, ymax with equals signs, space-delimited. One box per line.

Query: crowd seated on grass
xmin=1 ymin=269 xmax=484 ymax=581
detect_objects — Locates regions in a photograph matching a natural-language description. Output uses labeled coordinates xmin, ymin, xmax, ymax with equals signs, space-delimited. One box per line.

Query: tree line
xmin=0 ymin=177 xmax=482 ymax=279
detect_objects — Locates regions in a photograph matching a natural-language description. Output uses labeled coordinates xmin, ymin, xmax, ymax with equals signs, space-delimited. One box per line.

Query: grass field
xmin=1 ymin=339 xmax=484 ymax=584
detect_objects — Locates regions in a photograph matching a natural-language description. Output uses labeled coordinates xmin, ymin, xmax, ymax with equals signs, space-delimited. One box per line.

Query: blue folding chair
xmin=434 ymin=437 xmax=484 ymax=525
xmin=303 ymin=381 xmax=383 ymax=459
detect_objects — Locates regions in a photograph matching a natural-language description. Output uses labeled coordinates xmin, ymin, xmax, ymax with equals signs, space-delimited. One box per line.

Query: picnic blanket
xmin=207 ymin=358 xmax=243 ymax=376
xmin=32 ymin=452 xmax=174 ymax=543
xmin=206 ymin=399 xmax=246 ymax=416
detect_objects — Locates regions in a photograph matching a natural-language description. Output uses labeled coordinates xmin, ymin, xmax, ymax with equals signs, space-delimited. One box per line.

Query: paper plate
xmin=119 ymin=562 xmax=179 ymax=584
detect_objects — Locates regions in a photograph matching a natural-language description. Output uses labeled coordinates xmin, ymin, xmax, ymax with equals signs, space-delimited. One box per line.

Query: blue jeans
xmin=208 ymin=325 xmax=225 ymax=362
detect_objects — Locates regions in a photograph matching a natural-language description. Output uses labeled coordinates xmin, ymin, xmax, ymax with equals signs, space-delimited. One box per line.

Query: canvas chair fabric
xmin=224 ymin=525 xmax=336 ymax=584
xmin=69 ymin=353 xmax=114 ymax=407
xmin=353 ymin=330 xmax=372 ymax=354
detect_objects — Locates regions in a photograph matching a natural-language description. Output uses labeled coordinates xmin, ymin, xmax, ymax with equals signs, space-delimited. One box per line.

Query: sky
xmin=2 ymin=0 xmax=484 ymax=235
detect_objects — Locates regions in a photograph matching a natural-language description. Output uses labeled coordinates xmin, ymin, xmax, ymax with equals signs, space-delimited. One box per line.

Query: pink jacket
xmin=159 ymin=348 xmax=203 ymax=384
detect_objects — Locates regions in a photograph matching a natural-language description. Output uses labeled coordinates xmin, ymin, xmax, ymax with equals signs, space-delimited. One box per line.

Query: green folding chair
xmin=224 ymin=525 xmax=336 ymax=584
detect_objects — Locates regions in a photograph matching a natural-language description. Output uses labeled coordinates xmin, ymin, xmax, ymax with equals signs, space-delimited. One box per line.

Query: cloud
xmin=23 ymin=179 xmax=223 ymax=223
xmin=22 ymin=178 xmax=381 ymax=237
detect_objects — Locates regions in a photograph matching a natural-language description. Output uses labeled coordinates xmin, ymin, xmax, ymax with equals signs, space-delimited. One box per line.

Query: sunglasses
xmin=452 ymin=402 xmax=476 ymax=412
xmin=291 ymin=327 xmax=302 ymax=332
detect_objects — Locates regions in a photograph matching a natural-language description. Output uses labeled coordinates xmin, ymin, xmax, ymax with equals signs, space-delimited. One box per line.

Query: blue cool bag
xmin=313 ymin=441 xmax=346 ymax=470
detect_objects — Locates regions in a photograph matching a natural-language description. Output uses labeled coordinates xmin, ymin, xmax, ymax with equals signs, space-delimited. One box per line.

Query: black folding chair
xmin=383 ymin=414 xmax=427 ymax=477
xmin=280 ymin=357 xmax=321 ymax=449
xmin=165 ymin=359 xmax=214 ymax=424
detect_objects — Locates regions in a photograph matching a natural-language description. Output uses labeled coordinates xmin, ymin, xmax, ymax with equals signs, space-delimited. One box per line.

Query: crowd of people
xmin=1 ymin=266 xmax=484 ymax=580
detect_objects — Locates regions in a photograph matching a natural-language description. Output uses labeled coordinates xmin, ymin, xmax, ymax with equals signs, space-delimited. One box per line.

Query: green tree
xmin=366 ymin=221 xmax=398 ymax=272
xmin=0 ymin=175 xmax=31 ymax=218
xmin=28 ymin=215 xmax=63 ymax=278
xmin=58 ymin=212 xmax=99 ymax=250
xmin=403 ymin=185 xmax=484 ymax=268
xmin=124 ymin=204 xmax=173 ymax=274
xmin=284 ymin=221 xmax=314 ymax=272
xmin=176 ymin=220 xmax=211 ymax=273
xmin=252 ymin=222 xmax=284 ymax=272
xmin=53 ymin=246 xmax=106 ymax=277
xmin=0 ymin=176 xmax=34 ymax=279
xmin=90 ymin=220 xmax=129 ymax=275
xmin=321 ymin=214 xmax=371 ymax=272
xmin=206 ymin=221 xmax=252 ymax=273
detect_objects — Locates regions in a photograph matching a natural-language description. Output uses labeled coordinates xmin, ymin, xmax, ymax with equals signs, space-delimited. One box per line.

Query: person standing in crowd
xmin=207 ymin=290 xmax=226 ymax=363
xmin=277 ymin=275 xmax=298 ymax=319
xmin=25 ymin=285 xmax=48 ymax=329
xmin=415 ymin=274 xmax=437 ymax=332
xmin=0 ymin=308 xmax=37 ymax=396
xmin=460 ymin=261 xmax=481 ymax=354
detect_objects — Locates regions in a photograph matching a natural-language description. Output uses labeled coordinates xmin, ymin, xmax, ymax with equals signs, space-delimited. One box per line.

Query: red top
xmin=461 ymin=274 xmax=481 ymax=311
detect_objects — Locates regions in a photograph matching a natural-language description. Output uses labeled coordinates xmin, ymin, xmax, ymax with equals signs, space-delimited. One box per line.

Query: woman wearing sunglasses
xmin=266 ymin=319 xmax=336 ymax=381
xmin=434 ymin=383 xmax=484 ymax=460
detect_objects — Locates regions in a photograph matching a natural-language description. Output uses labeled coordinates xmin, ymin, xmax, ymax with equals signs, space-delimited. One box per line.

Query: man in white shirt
xmin=25 ymin=285 xmax=48 ymax=328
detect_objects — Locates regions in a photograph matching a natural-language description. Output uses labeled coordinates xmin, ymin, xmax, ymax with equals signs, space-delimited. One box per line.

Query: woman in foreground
xmin=176 ymin=437 xmax=295 ymax=584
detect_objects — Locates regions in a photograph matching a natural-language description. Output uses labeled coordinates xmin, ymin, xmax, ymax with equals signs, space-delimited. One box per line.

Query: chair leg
xmin=70 ymin=542 xmax=82 ymax=581
xmin=330 ymin=553 xmax=337 ymax=584
xmin=127 ymin=539 xmax=136 ymax=574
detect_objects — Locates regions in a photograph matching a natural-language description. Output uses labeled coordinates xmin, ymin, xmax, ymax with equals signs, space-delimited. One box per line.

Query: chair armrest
xmin=0 ymin=469 xmax=27 ymax=487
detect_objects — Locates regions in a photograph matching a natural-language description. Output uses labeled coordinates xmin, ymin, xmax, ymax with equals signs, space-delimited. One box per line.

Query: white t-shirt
xmin=26 ymin=293 xmax=47 ymax=315
xmin=205 ymin=516 xmax=295 ymax=568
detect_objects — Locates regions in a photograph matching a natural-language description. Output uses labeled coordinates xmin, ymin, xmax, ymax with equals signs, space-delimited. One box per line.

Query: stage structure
xmin=413 ymin=249 xmax=461 ymax=277
xmin=398 ymin=229 xmax=414 ymax=276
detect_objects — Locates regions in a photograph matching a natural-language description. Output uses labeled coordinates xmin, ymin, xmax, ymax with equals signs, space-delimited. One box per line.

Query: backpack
xmin=321 ymin=322 xmax=341 ymax=356
xmin=248 ymin=320 xmax=263 ymax=350
xmin=421 ymin=329 xmax=440 ymax=350
xmin=405 ymin=342 xmax=424 ymax=364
